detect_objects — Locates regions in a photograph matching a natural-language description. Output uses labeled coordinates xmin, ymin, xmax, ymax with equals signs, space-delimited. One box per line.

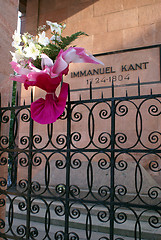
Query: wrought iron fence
xmin=0 ymin=81 xmax=161 ymax=240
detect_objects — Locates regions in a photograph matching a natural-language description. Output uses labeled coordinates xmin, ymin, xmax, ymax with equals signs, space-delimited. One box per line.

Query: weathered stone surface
xmin=139 ymin=3 xmax=161 ymax=25
xmin=123 ymin=0 xmax=155 ymax=9
xmin=0 ymin=0 xmax=18 ymax=105
xmin=155 ymin=21 xmax=161 ymax=44
xmin=108 ymin=8 xmax=138 ymax=32
xmin=123 ymin=24 xmax=156 ymax=49
xmin=93 ymin=31 xmax=123 ymax=53
xmin=93 ymin=0 xmax=123 ymax=16
xmin=0 ymin=0 xmax=19 ymax=227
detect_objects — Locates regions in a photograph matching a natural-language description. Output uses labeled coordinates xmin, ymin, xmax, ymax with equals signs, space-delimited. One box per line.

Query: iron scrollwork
xmin=0 ymin=83 xmax=161 ymax=239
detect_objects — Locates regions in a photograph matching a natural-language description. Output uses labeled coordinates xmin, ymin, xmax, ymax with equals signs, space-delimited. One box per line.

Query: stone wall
xmin=24 ymin=0 xmax=161 ymax=54
xmin=0 ymin=0 xmax=19 ymax=106
xmin=20 ymin=0 xmax=161 ymax=103
xmin=0 ymin=0 xmax=19 ymax=235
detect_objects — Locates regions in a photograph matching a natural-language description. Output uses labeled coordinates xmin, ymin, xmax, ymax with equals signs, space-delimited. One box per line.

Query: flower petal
xmin=64 ymin=47 xmax=104 ymax=65
xmin=52 ymin=47 xmax=104 ymax=76
xmin=10 ymin=61 xmax=31 ymax=75
xmin=41 ymin=54 xmax=54 ymax=69
xmin=30 ymin=82 xmax=69 ymax=124
xmin=10 ymin=74 xmax=27 ymax=83
xmin=26 ymin=71 xmax=61 ymax=92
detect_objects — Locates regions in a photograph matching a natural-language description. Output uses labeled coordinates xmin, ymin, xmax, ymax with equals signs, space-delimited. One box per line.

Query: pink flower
xmin=10 ymin=47 xmax=103 ymax=124
xmin=31 ymin=83 xmax=68 ymax=124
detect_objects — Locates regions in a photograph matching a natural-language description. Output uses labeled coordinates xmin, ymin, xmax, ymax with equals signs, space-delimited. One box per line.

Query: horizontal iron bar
xmin=1 ymin=148 xmax=161 ymax=153
xmin=0 ymin=232 xmax=28 ymax=240
xmin=68 ymin=92 xmax=161 ymax=104
xmin=3 ymin=189 xmax=161 ymax=212
xmin=0 ymin=90 xmax=161 ymax=111
xmin=70 ymin=81 xmax=161 ymax=93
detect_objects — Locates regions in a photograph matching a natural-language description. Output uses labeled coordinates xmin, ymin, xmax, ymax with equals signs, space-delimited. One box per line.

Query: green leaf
xmin=33 ymin=31 xmax=88 ymax=69
xmin=58 ymin=31 xmax=88 ymax=49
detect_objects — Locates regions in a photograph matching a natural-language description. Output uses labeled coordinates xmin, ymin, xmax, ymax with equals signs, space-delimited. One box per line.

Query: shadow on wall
xmin=26 ymin=0 xmax=99 ymax=34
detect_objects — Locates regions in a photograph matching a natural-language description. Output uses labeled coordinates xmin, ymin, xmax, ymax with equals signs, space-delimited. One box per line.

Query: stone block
xmin=40 ymin=0 xmax=68 ymax=11
xmin=123 ymin=24 xmax=156 ymax=49
xmin=0 ymin=74 xmax=12 ymax=107
xmin=32 ymin=160 xmax=160 ymax=197
xmin=108 ymin=8 xmax=138 ymax=32
xmin=69 ymin=35 xmax=93 ymax=53
xmin=62 ymin=19 xmax=81 ymax=36
xmin=67 ymin=1 xmax=93 ymax=22
xmin=0 ymin=0 xmax=18 ymax=31
xmin=25 ymin=16 xmax=39 ymax=34
xmin=25 ymin=0 xmax=38 ymax=17
xmin=39 ymin=8 xmax=68 ymax=26
xmin=66 ymin=15 xmax=107 ymax=37
xmin=93 ymin=31 xmax=123 ymax=54
xmin=70 ymin=0 xmax=92 ymax=4
xmin=79 ymin=16 xmax=108 ymax=36
xmin=155 ymin=21 xmax=161 ymax=44
xmin=139 ymin=3 xmax=161 ymax=25
xmin=93 ymin=0 xmax=123 ymax=17
xmin=123 ymin=0 xmax=155 ymax=9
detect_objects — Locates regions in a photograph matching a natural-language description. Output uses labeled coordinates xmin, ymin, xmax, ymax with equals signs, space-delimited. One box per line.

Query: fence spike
xmin=112 ymin=80 xmax=114 ymax=98
xmin=150 ymin=89 xmax=153 ymax=95
xmin=79 ymin=94 xmax=81 ymax=101
xmin=101 ymin=91 xmax=104 ymax=99
xmin=90 ymin=81 xmax=92 ymax=100
xmin=23 ymin=99 xmax=26 ymax=106
xmin=138 ymin=77 xmax=140 ymax=96
xmin=68 ymin=84 xmax=70 ymax=102
xmin=126 ymin=90 xmax=128 ymax=97
xmin=8 ymin=101 xmax=10 ymax=107
xmin=31 ymin=88 xmax=33 ymax=103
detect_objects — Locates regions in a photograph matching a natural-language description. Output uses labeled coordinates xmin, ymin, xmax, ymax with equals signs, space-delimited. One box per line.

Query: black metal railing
xmin=0 ymin=81 xmax=161 ymax=240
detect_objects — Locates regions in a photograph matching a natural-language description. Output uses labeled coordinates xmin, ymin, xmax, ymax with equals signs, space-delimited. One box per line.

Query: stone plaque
xmin=64 ymin=46 xmax=160 ymax=91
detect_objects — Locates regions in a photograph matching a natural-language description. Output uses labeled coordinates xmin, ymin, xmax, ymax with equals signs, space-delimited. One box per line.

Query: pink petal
xmin=30 ymin=82 xmax=69 ymax=124
xmin=52 ymin=50 xmax=69 ymax=75
xmin=10 ymin=61 xmax=31 ymax=75
xmin=26 ymin=71 xmax=61 ymax=92
xmin=41 ymin=54 xmax=54 ymax=69
xmin=10 ymin=74 xmax=27 ymax=83
xmin=52 ymin=47 xmax=104 ymax=76
xmin=64 ymin=47 xmax=104 ymax=65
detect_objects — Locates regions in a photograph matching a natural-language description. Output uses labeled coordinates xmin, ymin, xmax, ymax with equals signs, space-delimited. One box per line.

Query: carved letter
xmin=128 ymin=64 xmax=135 ymax=71
xmin=142 ymin=62 xmax=149 ymax=69
xmin=122 ymin=65 xmax=127 ymax=72
xmin=73 ymin=72 xmax=80 ymax=77
xmin=93 ymin=69 xmax=99 ymax=75
xmin=100 ymin=68 xmax=105 ymax=74
xmin=80 ymin=70 xmax=87 ymax=77
xmin=135 ymin=63 xmax=142 ymax=70
xmin=87 ymin=70 xmax=94 ymax=76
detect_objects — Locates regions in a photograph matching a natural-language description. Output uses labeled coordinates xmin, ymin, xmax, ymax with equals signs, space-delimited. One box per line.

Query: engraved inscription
xmin=64 ymin=47 xmax=160 ymax=90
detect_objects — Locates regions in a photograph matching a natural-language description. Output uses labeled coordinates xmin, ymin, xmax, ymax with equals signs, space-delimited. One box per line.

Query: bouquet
xmin=10 ymin=21 xmax=103 ymax=124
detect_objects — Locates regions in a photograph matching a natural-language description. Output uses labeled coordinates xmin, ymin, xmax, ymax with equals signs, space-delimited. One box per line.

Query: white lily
xmin=46 ymin=21 xmax=62 ymax=35
xmin=10 ymin=46 xmax=25 ymax=62
xmin=24 ymin=42 xmax=40 ymax=60
xmin=12 ymin=30 xmax=21 ymax=48
xmin=22 ymin=33 xmax=34 ymax=46
xmin=38 ymin=31 xmax=50 ymax=46
xmin=50 ymin=35 xmax=61 ymax=43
